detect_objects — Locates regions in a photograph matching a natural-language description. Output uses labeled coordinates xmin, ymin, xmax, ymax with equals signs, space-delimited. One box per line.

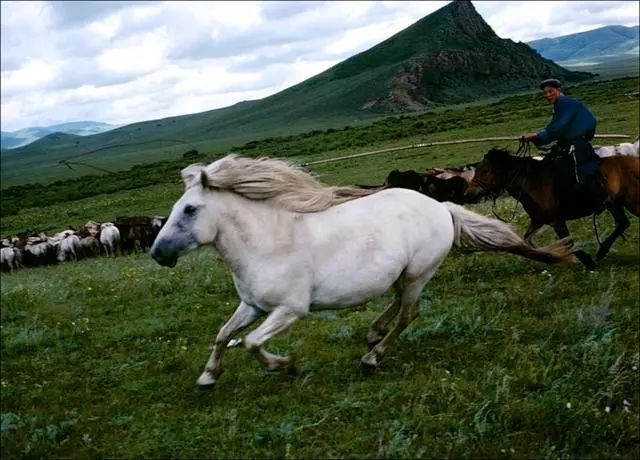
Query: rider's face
xmin=543 ymin=87 xmax=562 ymax=103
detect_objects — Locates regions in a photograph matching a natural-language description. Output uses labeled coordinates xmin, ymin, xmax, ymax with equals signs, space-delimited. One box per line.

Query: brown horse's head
xmin=469 ymin=148 xmax=513 ymax=196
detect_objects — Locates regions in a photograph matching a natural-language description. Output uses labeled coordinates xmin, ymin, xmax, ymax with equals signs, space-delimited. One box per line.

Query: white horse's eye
xmin=184 ymin=205 xmax=197 ymax=215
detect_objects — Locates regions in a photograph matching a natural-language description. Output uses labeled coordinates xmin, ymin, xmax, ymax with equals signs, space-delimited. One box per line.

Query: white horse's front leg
xmin=243 ymin=306 xmax=302 ymax=371
xmin=197 ymin=302 xmax=263 ymax=387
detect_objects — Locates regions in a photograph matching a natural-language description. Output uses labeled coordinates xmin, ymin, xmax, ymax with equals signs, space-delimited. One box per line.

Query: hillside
xmin=528 ymin=25 xmax=639 ymax=65
xmin=1 ymin=121 xmax=119 ymax=150
xmin=1 ymin=0 xmax=593 ymax=188
xmin=3 ymin=76 xmax=636 ymax=219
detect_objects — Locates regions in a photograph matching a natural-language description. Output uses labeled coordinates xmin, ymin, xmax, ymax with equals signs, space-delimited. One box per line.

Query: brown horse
xmin=470 ymin=148 xmax=639 ymax=270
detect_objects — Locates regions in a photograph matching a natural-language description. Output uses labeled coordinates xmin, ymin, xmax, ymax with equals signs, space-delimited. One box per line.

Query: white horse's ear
xmin=200 ymin=170 xmax=210 ymax=189
xmin=181 ymin=165 xmax=204 ymax=189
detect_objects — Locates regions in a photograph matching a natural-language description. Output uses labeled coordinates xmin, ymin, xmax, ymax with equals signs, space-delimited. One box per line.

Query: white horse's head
xmin=151 ymin=165 xmax=218 ymax=267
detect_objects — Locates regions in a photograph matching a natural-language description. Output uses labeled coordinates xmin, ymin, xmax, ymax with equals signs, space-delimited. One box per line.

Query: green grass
xmin=1 ymin=76 xmax=639 ymax=458
xmin=564 ymin=56 xmax=640 ymax=80
xmin=1 ymin=206 xmax=638 ymax=458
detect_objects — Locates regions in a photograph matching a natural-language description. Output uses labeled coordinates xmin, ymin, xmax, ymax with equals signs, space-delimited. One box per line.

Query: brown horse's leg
xmin=596 ymin=202 xmax=630 ymax=262
xmin=552 ymin=221 xmax=596 ymax=271
xmin=524 ymin=221 xmax=543 ymax=246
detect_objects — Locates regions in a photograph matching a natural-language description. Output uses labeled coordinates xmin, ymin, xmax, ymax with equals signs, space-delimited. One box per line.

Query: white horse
xmin=100 ymin=223 xmax=120 ymax=257
xmin=151 ymin=155 xmax=573 ymax=388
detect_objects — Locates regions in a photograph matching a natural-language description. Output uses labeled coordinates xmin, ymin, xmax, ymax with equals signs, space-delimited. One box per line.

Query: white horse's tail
xmin=443 ymin=202 xmax=573 ymax=264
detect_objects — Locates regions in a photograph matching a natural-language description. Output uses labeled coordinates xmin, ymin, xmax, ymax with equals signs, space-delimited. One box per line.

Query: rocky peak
xmin=448 ymin=0 xmax=498 ymax=41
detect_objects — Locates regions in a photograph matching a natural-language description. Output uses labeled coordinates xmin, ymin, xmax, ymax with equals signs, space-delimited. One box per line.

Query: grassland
xmin=1 ymin=77 xmax=639 ymax=458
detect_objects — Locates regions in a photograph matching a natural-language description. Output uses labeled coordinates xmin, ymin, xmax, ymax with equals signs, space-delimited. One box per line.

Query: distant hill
xmin=528 ymin=25 xmax=639 ymax=66
xmin=1 ymin=0 xmax=593 ymax=187
xmin=1 ymin=121 xmax=120 ymax=150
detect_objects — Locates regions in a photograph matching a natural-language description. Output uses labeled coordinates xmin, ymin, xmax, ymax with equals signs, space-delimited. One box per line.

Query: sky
xmin=1 ymin=0 xmax=638 ymax=132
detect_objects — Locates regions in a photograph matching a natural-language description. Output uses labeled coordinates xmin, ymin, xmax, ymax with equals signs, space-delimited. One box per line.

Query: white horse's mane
xmin=181 ymin=154 xmax=378 ymax=213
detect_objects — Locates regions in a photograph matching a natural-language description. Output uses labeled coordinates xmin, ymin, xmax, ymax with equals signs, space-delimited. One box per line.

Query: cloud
xmin=475 ymin=1 xmax=639 ymax=42
xmin=47 ymin=0 xmax=147 ymax=27
xmin=260 ymin=1 xmax=328 ymax=21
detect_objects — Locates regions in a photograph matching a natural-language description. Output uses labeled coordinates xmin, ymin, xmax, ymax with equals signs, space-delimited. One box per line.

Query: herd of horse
xmin=375 ymin=140 xmax=639 ymax=270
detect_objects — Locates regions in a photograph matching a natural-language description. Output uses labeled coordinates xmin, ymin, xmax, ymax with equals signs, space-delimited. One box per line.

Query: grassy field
xmin=564 ymin=56 xmax=640 ymax=80
xmin=1 ymin=77 xmax=639 ymax=458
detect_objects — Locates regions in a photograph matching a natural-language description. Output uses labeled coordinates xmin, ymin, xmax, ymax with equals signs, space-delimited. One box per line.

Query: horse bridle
xmin=487 ymin=139 xmax=533 ymax=223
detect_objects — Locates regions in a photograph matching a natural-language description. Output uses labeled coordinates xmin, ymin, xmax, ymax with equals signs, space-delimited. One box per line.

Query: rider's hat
xmin=539 ymin=78 xmax=562 ymax=90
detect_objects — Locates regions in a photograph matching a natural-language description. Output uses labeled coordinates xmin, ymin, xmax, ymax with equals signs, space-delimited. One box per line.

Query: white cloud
xmin=1 ymin=0 xmax=638 ymax=131
xmin=97 ymin=30 xmax=169 ymax=77
xmin=1 ymin=60 xmax=58 ymax=94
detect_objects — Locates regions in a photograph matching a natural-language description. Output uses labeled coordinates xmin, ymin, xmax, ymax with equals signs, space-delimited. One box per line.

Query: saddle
xmin=545 ymin=143 xmax=607 ymax=215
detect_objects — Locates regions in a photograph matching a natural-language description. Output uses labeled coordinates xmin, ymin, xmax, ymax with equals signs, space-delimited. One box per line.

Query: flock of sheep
xmin=1 ymin=216 xmax=166 ymax=272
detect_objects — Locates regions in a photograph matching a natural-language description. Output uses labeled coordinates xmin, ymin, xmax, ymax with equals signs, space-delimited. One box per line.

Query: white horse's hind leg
xmin=360 ymin=299 xmax=420 ymax=368
xmin=197 ymin=302 xmax=263 ymax=386
xmin=243 ymin=306 xmax=302 ymax=371
xmin=367 ymin=282 xmax=403 ymax=349
xmin=360 ymin=268 xmax=438 ymax=368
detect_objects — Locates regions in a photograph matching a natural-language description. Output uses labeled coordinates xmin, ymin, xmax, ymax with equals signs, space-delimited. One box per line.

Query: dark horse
xmin=385 ymin=169 xmax=469 ymax=204
xmin=470 ymin=148 xmax=639 ymax=270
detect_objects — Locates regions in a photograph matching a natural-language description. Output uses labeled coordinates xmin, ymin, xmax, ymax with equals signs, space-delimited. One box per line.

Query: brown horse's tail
xmin=443 ymin=202 xmax=574 ymax=264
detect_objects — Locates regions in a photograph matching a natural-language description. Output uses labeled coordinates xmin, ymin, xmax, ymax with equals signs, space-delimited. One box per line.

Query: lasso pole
xmin=303 ymin=134 xmax=630 ymax=166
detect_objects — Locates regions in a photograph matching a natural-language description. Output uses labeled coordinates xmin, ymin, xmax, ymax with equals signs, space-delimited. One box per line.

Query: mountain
xmin=1 ymin=121 xmax=120 ymax=150
xmin=528 ymin=25 xmax=639 ymax=66
xmin=1 ymin=0 xmax=593 ymax=187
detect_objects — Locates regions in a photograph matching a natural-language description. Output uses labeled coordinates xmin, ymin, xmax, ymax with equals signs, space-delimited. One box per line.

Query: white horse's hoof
xmin=196 ymin=372 xmax=217 ymax=387
xmin=360 ymin=352 xmax=379 ymax=369
xmin=266 ymin=355 xmax=291 ymax=371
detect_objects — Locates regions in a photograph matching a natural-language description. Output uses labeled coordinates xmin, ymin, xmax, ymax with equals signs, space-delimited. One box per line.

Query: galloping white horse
xmin=151 ymin=155 xmax=573 ymax=388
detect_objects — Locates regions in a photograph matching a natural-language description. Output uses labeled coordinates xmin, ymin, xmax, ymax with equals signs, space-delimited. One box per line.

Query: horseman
xmin=521 ymin=78 xmax=602 ymax=212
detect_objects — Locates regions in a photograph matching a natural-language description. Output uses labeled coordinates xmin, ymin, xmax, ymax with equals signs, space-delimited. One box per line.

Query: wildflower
xmin=623 ymin=400 xmax=631 ymax=413
xmin=605 ymin=406 xmax=611 ymax=413
xmin=82 ymin=433 xmax=92 ymax=443
xmin=566 ymin=402 xmax=571 ymax=409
